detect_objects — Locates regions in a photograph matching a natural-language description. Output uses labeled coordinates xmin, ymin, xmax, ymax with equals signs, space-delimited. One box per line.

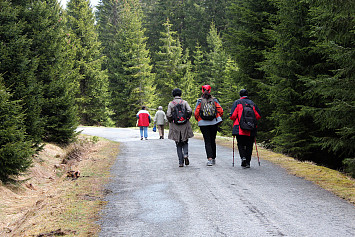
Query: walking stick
xmin=232 ymin=135 xmax=235 ymax=167
xmin=255 ymin=137 xmax=260 ymax=166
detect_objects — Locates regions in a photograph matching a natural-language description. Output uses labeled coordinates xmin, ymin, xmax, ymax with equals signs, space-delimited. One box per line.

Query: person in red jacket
xmin=230 ymin=89 xmax=261 ymax=168
xmin=136 ymin=106 xmax=151 ymax=140
xmin=194 ymin=85 xmax=224 ymax=166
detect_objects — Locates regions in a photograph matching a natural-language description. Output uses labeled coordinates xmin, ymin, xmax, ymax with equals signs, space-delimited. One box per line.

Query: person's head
xmin=202 ymin=85 xmax=212 ymax=98
xmin=172 ymin=88 xmax=182 ymax=97
xmin=239 ymin=89 xmax=248 ymax=97
xmin=142 ymin=106 xmax=146 ymax=110
xmin=202 ymin=85 xmax=211 ymax=94
xmin=158 ymin=106 xmax=163 ymax=110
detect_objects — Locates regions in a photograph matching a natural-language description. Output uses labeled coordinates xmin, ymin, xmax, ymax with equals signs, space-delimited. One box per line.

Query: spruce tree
xmin=225 ymin=0 xmax=277 ymax=140
xmin=261 ymin=0 xmax=325 ymax=161
xmin=0 ymin=80 xmax=34 ymax=182
xmin=23 ymin=0 xmax=80 ymax=144
xmin=66 ymin=0 xmax=110 ymax=126
xmin=97 ymin=0 xmax=155 ymax=126
xmin=304 ymin=0 xmax=355 ymax=166
xmin=1 ymin=0 xmax=43 ymax=148
xmin=154 ymin=18 xmax=184 ymax=107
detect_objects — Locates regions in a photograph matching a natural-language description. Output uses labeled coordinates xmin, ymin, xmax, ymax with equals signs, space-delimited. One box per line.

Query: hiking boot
xmin=184 ymin=156 xmax=189 ymax=166
xmin=207 ymin=159 xmax=213 ymax=166
xmin=241 ymin=157 xmax=247 ymax=167
xmin=212 ymin=159 xmax=216 ymax=165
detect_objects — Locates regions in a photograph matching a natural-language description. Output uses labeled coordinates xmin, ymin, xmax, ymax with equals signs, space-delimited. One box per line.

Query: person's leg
xmin=210 ymin=125 xmax=218 ymax=160
xmin=176 ymin=141 xmax=184 ymax=166
xmin=236 ymin=135 xmax=248 ymax=166
xmin=245 ymin=136 xmax=255 ymax=166
xmin=143 ymin=126 xmax=148 ymax=139
xmin=140 ymin=127 xmax=143 ymax=139
xmin=200 ymin=126 xmax=213 ymax=159
xmin=182 ymin=140 xmax=189 ymax=165
xmin=158 ymin=125 xmax=163 ymax=138
xmin=161 ymin=125 xmax=164 ymax=138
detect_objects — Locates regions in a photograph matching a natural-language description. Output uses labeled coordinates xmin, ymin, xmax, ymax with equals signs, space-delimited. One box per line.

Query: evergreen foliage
xmin=305 ymin=0 xmax=355 ymax=165
xmin=261 ymin=0 xmax=324 ymax=160
xmin=97 ymin=0 xmax=155 ymax=126
xmin=27 ymin=0 xmax=79 ymax=144
xmin=224 ymin=0 xmax=277 ymax=141
xmin=1 ymin=0 xmax=43 ymax=148
xmin=0 ymin=80 xmax=34 ymax=182
xmin=154 ymin=18 xmax=185 ymax=107
xmin=66 ymin=0 xmax=110 ymax=126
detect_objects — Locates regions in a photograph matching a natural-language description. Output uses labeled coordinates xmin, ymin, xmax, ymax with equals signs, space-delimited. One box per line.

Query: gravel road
xmin=79 ymin=127 xmax=355 ymax=237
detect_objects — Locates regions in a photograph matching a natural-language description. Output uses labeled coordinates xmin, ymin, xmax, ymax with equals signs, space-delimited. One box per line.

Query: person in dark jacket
xmin=194 ymin=85 xmax=223 ymax=166
xmin=230 ymin=89 xmax=261 ymax=168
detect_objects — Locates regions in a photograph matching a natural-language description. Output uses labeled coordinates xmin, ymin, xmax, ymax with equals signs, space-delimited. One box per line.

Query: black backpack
xmin=199 ymin=98 xmax=217 ymax=121
xmin=172 ymin=100 xmax=188 ymax=125
xmin=239 ymin=100 xmax=257 ymax=131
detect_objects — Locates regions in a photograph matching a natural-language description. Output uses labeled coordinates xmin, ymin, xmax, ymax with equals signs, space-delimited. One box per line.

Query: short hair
xmin=142 ymin=106 xmax=146 ymax=110
xmin=172 ymin=88 xmax=182 ymax=97
xmin=239 ymin=89 xmax=248 ymax=97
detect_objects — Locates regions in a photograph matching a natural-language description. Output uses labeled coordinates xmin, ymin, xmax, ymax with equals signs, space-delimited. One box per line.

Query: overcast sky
xmin=60 ymin=0 xmax=100 ymax=8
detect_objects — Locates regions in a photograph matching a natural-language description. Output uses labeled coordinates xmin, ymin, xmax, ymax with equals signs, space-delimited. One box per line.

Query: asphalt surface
xmin=79 ymin=127 xmax=355 ymax=237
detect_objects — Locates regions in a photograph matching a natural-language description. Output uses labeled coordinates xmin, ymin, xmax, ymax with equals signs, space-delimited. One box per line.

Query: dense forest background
xmin=1 ymin=0 xmax=354 ymax=182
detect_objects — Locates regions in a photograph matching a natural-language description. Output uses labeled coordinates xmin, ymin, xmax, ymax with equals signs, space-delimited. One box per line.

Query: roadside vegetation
xmin=0 ymin=135 xmax=119 ymax=237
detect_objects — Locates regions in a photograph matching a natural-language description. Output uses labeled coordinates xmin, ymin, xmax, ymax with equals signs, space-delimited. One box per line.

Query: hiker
xmin=230 ymin=89 xmax=261 ymax=168
xmin=194 ymin=85 xmax=224 ymax=166
xmin=154 ymin=106 xmax=168 ymax=139
xmin=136 ymin=106 xmax=151 ymax=140
xmin=167 ymin=88 xmax=194 ymax=167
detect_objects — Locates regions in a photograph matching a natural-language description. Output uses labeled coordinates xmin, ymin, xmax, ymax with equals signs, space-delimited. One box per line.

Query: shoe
xmin=241 ymin=157 xmax=247 ymax=167
xmin=207 ymin=159 xmax=213 ymax=166
xmin=184 ymin=157 xmax=189 ymax=166
xmin=245 ymin=161 xmax=250 ymax=168
xmin=145 ymin=138 xmax=148 ymax=140
xmin=179 ymin=163 xmax=184 ymax=167
xmin=212 ymin=159 xmax=216 ymax=165
xmin=140 ymin=137 xmax=143 ymax=140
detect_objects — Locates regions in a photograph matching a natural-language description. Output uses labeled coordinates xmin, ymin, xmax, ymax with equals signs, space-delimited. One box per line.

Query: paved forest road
xmin=79 ymin=127 xmax=355 ymax=237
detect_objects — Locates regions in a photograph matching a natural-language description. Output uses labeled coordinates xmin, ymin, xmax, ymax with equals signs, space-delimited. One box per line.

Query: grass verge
xmin=205 ymin=134 xmax=355 ymax=205
xmin=1 ymin=136 xmax=119 ymax=237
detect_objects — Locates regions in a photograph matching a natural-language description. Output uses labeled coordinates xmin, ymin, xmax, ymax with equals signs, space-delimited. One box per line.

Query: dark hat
xmin=239 ymin=89 xmax=248 ymax=97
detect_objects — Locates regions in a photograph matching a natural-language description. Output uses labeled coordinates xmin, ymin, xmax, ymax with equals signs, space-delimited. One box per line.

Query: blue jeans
xmin=140 ymin=126 xmax=148 ymax=138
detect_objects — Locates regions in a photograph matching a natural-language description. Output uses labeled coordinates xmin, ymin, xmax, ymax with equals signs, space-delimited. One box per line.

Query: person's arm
xmin=214 ymin=98 xmax=224 ymax=117
xmin=194 ymin=99 xmax=201 ymax=120
xmin=166 ymin=102 xmax=173 ymax=123
xmin=230 ymin=100 xmax=239 ymax=121
xmin=185 ymin=101 xmax=192 ymax=119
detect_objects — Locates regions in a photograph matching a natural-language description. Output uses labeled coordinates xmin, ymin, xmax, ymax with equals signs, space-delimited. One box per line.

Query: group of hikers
xmin=136 ymin=85 xmax=261 ymax=168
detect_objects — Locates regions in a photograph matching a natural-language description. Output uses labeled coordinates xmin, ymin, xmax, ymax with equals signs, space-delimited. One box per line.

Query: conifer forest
xmin=0 ymin=0 xmax=354 ymax=181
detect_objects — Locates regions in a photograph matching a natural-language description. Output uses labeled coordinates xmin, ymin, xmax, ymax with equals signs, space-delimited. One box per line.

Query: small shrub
xmin=343 ymin=158 xmax=355 ymax=178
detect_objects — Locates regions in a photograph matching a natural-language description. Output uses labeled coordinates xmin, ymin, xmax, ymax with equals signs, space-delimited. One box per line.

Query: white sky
xmin=60 ymin=0 xmax=100 ymax=8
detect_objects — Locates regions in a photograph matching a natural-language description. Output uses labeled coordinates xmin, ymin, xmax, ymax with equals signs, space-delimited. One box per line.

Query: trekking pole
xmin=232 ymin=135 xmax=235 ymax=167
xmin=254 ymin=137 xmax=260 ymax=166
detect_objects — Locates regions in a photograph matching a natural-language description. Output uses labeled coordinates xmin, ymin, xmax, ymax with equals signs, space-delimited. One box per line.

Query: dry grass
xmin=0 ymin=136 xmax=119 ymax=237
xmin=207 ymin=134 xmax=355 ymax=205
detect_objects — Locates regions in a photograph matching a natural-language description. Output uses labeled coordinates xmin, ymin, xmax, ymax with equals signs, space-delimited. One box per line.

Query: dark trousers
xmin=176 ymin=141 xmax=188 ymax=164
xmin=200 ymin=125 xmax=218 ymax=159
xmin=236 ymin=135 xmax=254 ymax=162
